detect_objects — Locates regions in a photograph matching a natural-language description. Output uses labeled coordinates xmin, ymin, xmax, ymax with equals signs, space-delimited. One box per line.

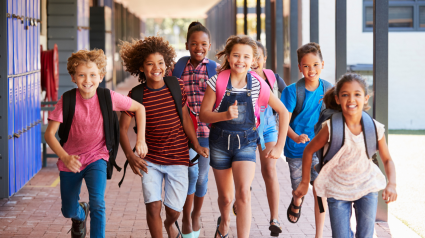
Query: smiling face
xmin=251 ymin=47 xmax=267 ymax=74
xmin=186 ymin=31 xmax=211 ymax=64
xmin=335 ymin=81 xmax=370 ymax=116
xmin=227 ymin=44 xmax=255 ymax=75
xmin=139 ymin=52 xmax=166 ymax=83
xmin=71 ymin=61 xmax=103 ymax=99
xmin=298 ymin=52 xmax=324 ymax=83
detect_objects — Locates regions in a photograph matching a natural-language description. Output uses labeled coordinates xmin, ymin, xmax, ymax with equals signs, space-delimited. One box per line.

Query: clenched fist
xmin=227 ymin=100 xmax=239 ymax=120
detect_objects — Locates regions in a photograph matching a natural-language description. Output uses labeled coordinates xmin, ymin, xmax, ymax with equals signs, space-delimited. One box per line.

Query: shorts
xmin=257 ymin=116 xmax=278 ymax=145
xmin=286 ymin=154 xmax=319 ymax=190
xmin=141 ymin=160 xmax=188 ymax=212
xmin=209 ymin=126 xmax=258 ymax=170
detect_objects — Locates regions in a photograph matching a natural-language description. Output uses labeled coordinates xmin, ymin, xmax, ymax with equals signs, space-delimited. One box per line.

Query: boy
xmin=280 ymin=43 xmax=331 ymax=237
xmin=44 ymin=49 xmax=147 ymax=238
xmin=119 ymin=36 xmax=209 ymax=238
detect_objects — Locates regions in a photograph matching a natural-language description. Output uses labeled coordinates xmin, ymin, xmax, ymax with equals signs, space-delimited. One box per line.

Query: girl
xmin=171 ymin=21 xmax=219 ymax=238
xmin=199 ymin=35 xmax=289 ymax=238
xmin=293 ymin=73 xmax=397 ymax=238
xmin=232 ymin=41 xmax=287 ymax=237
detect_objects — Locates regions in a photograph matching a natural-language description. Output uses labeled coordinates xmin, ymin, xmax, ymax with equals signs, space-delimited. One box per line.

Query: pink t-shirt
xmin=48 ymin=89 xmax=132 ymax=172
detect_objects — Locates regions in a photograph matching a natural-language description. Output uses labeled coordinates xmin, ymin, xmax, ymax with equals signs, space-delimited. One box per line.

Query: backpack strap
xmin=322 ymin=112 xmax=345 ymax=165
xmin=172 ymin=56 xmax=190 ymax=79
xmin=164 ymin=76 xmax=184 ymax=124
xmin=130 ymin=83 xmax=145 ymax=134
xmin=58 ymin=89 xmax=77 ymax=146
xmin=291 ymin=78 xmax=306 ymax=124
xmin=206 ymin=59 xmax=217 ymax=79
xmin=361 ymin=111 xmax=378 ymax=159
xmin=263 ymin=69 xmax=277 ymax=90
xmin=214 ymin=69 xmax=231 ymax=110
xmin=97 ymin=88 xmax=113 ymax=151
xmin=320 ymin=79 xmax=333 ymax=111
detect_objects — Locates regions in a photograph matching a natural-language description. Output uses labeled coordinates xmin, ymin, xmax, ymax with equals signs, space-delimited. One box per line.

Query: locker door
xmin=7 ymin=0 xmax=15 ymax=196
xmin=36 ymin=73 xmax=41 ymax=171
xmin=14 ymin=77 xmax=20 ymax=192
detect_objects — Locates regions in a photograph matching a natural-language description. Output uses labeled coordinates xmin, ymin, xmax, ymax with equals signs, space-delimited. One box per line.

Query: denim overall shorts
xmin=209 ymin=74 xmax=259 ymax=170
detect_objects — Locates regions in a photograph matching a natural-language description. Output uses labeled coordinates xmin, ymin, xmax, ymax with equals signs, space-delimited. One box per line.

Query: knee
xmin=235 ymin=187 xmax=251 ymax=204
xmin=62 ymin=207 xmax=78 ymax=219
xmin=89 ymin=197 xmax=105 ymax=213
xmin=166 ymin=209 xmax=180 ymax=221
xmin=218 ymin=195 xmax=233 ymax=207
xmin=261 ymin=165 xmax=276 ymax=180
xmin=146 ymin=202 xmax=162 ymax=217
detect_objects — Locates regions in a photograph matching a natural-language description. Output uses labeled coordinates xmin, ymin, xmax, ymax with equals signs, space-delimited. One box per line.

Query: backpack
xmin=314 ymin=109 xmax=378 ymax=213
xmin=214 ymin=69 xmax=270 ymax=150
xmin=262 ymin=69 xmax=277 ymax=90
xmin=118 ymin=76 xmax=199 ymax=187
xmin=58 ymin=88 xmax=122 ymax=180
xmin=290 ymin=78 xmax=333 ymax=124
xmin=172 ymin=56 xmax=217 ymax=79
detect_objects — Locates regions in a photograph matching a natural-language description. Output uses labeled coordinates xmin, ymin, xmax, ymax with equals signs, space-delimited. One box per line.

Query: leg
xmin=182 ymin=162 xmax=198 ymax=234
xmin=354 ymin=192 xmax=378 ymax=238
xmin=327 ymin=197 xmax=353 ymax=238
xmin=59 ymin=170 xmax=84 ymax=221
xmin=286 ymin=157 xmax=304 ymax=222
xmin=212 ymin=168 xmax=234 ymax=238
xmin=83 ymin=159 xmax=107 ymax=238
xmin=232 ymin=161 xmax=256 ymax=238
xmin=146 ymin=201 xmax=163 ymax=238
xmin=311 ymin=154 xmax=325 ymax=238
xmin=164 ymin=206 xmax=182 ymax=238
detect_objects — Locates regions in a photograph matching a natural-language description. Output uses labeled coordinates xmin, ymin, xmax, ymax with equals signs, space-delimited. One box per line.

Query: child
xmin=119 ymin=36 xmax=209 ymax=238
xmin=44 ymin=49 xmax=147 ymax=238
xmin=280 ymin=42 xmax=331 ymax=236
xmin=199 ymin=35 xmax=289 ymax=238
xmin=232 ymin=41 xmax=287 ymax=237
xmin=293 ymin=73 xmax=397 ymax=237
xmin=171 ymin=22 xmax=219 ymax=238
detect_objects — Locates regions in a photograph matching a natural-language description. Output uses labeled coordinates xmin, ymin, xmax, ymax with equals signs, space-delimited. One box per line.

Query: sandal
xmin=269 ymin=219 xmax=282 ymax=237
xmin=174 ymin=221 xmax=182 ymax=238
xmin=287 ymin=196 xmax=304 ymax=223
xmin=214 ymin=216 xmax=228 ymax=238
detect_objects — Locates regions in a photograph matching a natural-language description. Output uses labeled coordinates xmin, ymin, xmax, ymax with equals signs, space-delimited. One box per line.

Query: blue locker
xmin=14 ymin=78 xmax=20 ymax=192
xmin=36 ymin=73 xmax=41 ymax=172
xmin=35 ymin=0 xmax=41 ymax=172
xmin=7 ymin=0 xmax=15 ymax=196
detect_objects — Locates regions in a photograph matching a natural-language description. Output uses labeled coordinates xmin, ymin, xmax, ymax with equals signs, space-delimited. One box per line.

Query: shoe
xmin=175 ymin=221 xmax=182 ymax=238
xmin=214 ymin=216 xmax=228 ymax=238
xmin=69 ymin=202 xmax=89 ymax=238
xmin=192 ymin=229 xmax=201 ymax=238
xmin=287 ymin=196 xmax=304 ymax=223
xmin=269 ymin=219 xmax=282 ymax=236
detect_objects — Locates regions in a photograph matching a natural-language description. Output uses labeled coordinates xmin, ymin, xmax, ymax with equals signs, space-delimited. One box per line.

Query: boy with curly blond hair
xmin=119 ymin=36 xmax=208 ymax=238
xmin=44 ymin=49 xmax=147 ymax=238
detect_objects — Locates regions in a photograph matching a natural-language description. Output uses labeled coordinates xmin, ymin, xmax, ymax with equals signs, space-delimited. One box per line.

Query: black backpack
xmin=59 ymin=88 xmax=122 ymax=180
xmin=118 ymin=76 xmax=199 ymax=187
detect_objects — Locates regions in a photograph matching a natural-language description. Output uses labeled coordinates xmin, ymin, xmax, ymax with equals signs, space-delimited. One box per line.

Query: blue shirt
xmin=280 ymin=79 xmax=326 ymax=158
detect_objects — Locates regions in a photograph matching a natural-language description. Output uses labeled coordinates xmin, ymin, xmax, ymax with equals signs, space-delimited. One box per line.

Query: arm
xmin=127 ymin=100 xmax=147 ymax=157
xmin=293 ymin=124 xmax=329 ymax=198
xmin=377 ymin=136 xmax=397 ymax=203
xmin=44 ymin=121 xmax=82 ymax=173
xmin=182 ymin=106 xmax=208 ymax=158
xmin=119 ymin=112 xmax=148 ymax=176
xmin=199 ymin=85 xmax=237 ymax=124
xmin=265 ymin=93 xmax=289 ymax=159
xmin=287 ymin=112 xmax=310 ymax=144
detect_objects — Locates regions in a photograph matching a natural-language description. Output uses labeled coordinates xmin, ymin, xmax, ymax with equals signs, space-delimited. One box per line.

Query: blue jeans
xmin=60 ymin=159 xmax=107 ymax=238
xmin=188 ymin=137 xmax=210 ymax=197
xmin=327 ymin=192 xmax=378 ymax=238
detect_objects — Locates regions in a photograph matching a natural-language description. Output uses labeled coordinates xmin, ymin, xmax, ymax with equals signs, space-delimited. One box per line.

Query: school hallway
xmin=0 ymin=78 xmax=419 ymax=238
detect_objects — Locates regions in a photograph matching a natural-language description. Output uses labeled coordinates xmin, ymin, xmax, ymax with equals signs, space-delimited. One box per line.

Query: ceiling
xmin=115 ymin=0 xmax=223 ymax=19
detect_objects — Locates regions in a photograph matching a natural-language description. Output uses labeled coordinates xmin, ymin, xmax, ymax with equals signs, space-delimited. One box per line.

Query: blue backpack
xmin=314 ymin=109 xmax=379 ymax=213
xmin=172 ymin=56 xmax=217 ymax=79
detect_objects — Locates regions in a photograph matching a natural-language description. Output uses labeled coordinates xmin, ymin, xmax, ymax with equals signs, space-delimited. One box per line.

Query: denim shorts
xmin=257 ymin=116 xmax=278 ymax=145
xmin=209 ymin=126 xmax=258 ymax=170
xmin=286 ymin=154 xmax=319 ymax=190
xmin=141 ymin=160 xmax=188 ymax=212
xmin=187 ymin=137 xmax=210 ymax=197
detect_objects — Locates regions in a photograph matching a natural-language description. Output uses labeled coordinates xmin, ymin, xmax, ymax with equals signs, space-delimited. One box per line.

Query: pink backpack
xmin=262 ymin=69 xmax=277 ymax=90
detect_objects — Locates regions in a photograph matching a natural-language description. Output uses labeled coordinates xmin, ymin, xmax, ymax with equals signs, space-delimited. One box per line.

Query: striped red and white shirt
xmin=125 ymin=80 xmax=189 ymax=166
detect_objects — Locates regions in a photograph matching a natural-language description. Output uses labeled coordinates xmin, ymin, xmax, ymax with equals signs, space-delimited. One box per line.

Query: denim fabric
xmin=188 ymin=137 xmax=210 ymax=197
xmin=257 ymin=106 xmax=278 ymax=145
xmin=141 ymin=160 xmax=188 ymax=212
xmin=327 ymin=192 xmax=378 ymax=238
xmin=60 ymin=159 xmax=107 ymax=238
xmin=286 ymin=154 xmax=319 ymax=190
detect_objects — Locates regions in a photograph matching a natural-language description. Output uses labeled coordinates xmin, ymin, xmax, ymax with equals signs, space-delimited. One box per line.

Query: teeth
xmin=348 ymin=105 xmax=356 ymax=108
xmin=153 ymin=73 xmax=161 ymax=76
xmin=236 ymin=65 xmax=244 ymax=68
xmin=196 ymin=53 xmax=203 ymax=55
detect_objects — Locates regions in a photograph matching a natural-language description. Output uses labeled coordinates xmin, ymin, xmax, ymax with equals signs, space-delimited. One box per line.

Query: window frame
xmin=363 ymin=0 xmax=425 ymax=32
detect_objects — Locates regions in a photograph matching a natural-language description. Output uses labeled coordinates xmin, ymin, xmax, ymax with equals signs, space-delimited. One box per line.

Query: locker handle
xmin=8 ymin=135 xmax=12 ymax=140
xmin=6 ymin=13 xmax=10 ymax=18
xmin=13 ymin=133 xmax=20 ymax=139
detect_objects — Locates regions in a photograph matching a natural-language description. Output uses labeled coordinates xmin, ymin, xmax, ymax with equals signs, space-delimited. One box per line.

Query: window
xmin=363 ymin=0 xmax=425 ymax=31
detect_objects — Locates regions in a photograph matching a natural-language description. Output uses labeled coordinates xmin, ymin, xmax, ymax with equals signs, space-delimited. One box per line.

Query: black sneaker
xmin=69 ymin=202 xmax=90 ymax=238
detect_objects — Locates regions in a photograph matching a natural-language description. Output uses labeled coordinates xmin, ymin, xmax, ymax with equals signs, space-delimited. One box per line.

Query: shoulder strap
xmin=130 ymin=83 xmax=145 ymax=104
xmin=322 ymin=112 xmax=345 ymax=165
xmin=97 ymin=88 xmax=114 ymax=150
xmin=250 ymin=71 xmax=271 ymax=127
xmin=58 ymin=89 xmax=77 ymax=146
xmin=206 ymin=59 xmax=217 ymax=79
xmin=164 ymin=76 xmax=184 ymax=125
xmin=214 ymin=69 xmax=231 ymax=110
xmin=172 ymin=56 xmax=190 ymax=79
xmin=291 ymin=78 xmax=306 ymax=124
xmin=361 ymin=111 xmax=378 ymax=159
xmin=263 ymin=69 xmax=276 ymax=90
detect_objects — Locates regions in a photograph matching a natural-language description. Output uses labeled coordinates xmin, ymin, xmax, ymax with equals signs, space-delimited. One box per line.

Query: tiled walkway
xmin=0 ymin=77 xmax=418 ymax=238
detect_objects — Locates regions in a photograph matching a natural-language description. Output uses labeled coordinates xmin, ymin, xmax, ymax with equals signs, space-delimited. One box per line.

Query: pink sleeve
xmin=110 ymin=90 xmax=132 ymax=111
xmin=48 ymin=98 xmax=64 ymax=123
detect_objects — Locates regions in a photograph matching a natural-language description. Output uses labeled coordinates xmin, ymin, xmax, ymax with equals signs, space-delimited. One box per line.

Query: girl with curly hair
xmin=119 ymin=36 xmax=208 ymax=238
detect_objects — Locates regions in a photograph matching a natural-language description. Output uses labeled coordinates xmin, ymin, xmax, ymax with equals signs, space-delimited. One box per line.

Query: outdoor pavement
xmin=0 ymin=76 xmax=421 ymax=238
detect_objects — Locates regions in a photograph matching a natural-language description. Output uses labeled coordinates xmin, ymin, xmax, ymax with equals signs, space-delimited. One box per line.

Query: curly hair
xmin=67 ymin=49 xmax=107 ymax=76
xmin=297 ymin=42 xmax=323 ymax=65
xmin=120 ymin=36 xmax=176 ymax=82
xmin=216 ymin=35 xmax=259 ymax=74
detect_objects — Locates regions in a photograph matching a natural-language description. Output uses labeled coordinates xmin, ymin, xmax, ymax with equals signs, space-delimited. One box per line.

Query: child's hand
xmin=127 ymin=153 xmax=148 ymax=177
xmin=194 ymin=144 xmax=209 ymax=158
xmin=265 ymin=145 xmax=283 ymax=160
xmin=227 ymin=100 xmax=239 ymax=120
xmin=292 ymin=181 xmax=309 ymax=198
xmin=382 ymin=183 xmax=397 ymax=204
xmin=61 ymin=155 xmax=82 ymax=173
xmin=135 ymin=140 xmax=148 ymax=158
xmin=294 ymin=134 xmax=310 ymax=144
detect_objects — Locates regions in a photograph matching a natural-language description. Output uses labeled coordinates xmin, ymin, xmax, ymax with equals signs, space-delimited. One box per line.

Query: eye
xmin=341 ymin=93 xmax=348 ymax=97
xmin=91 ymin=74 xmax=96 ymax=77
